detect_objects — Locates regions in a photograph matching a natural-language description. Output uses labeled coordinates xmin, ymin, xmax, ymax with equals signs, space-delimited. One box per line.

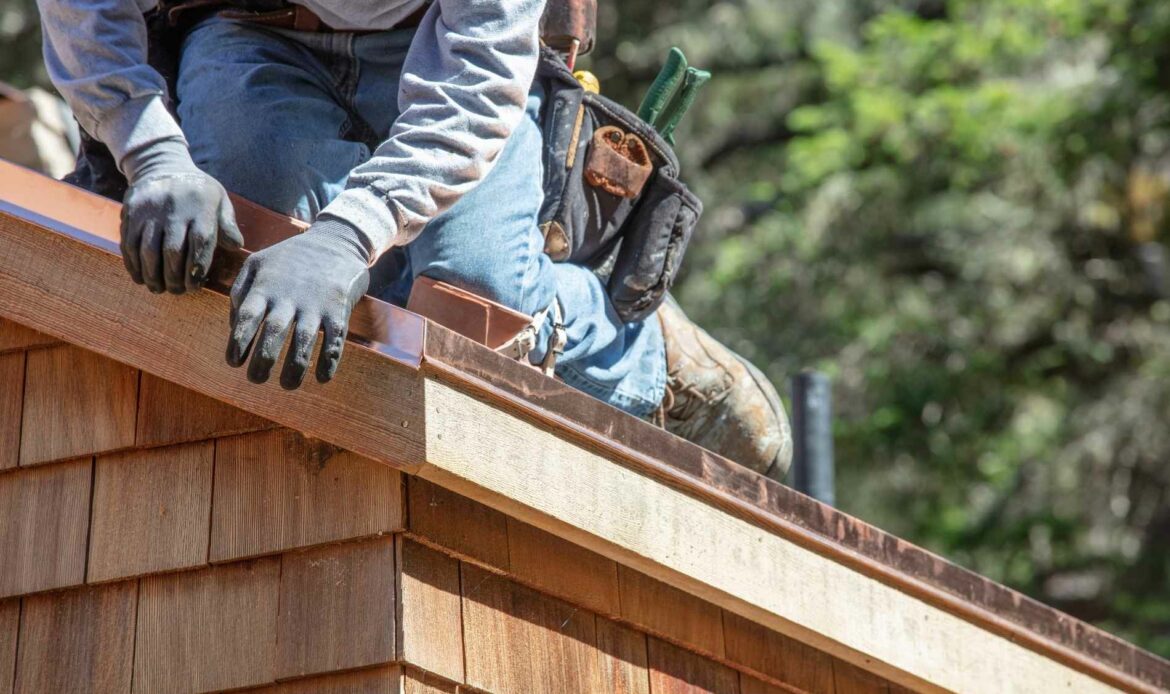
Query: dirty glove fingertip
xmin=217 ymin=199 xmax=244 ymax=250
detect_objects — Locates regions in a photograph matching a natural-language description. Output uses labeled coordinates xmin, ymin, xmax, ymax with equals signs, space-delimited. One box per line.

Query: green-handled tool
xmin=636 ymin=47 xmax=688 ymax=127
xmin=636 ymin=47 xmax=711 ymax=146
xmin=658 ymin=66 xmax=711 ymax=145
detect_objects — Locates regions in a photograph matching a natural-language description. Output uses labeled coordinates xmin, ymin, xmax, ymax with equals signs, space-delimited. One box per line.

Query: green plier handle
xmin=636 ymin=47 xmax=711 ymax=146
xmin=637 ymin=47 xmax=687 ymax=126
xmin=659 ymin=67 xmax=711 ymax=145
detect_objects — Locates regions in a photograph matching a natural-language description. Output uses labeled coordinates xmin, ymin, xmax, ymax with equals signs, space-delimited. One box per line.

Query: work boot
xmin=655 ymin=296 xmax=793 ymax=478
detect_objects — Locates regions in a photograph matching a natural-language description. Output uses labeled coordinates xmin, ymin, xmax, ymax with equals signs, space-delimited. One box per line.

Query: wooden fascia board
xmin=0 ymin=160 xmax=1165 ymax=692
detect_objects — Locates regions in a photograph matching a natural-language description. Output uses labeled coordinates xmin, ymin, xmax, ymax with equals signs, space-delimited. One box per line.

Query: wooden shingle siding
xmin=619 ymin=566 xmax=726 ymax=659
xmin=722 ymin=612 xmax=835 ymax=692
xmin=0 ymin=351 xmax=22 ymax=470
xmin=15 ymin=582 xmax=136 ymax=694
xmin=596 ymin=617 xmax=652 ymax=694
xmin=136 ymin=372 xmax=272 ymax=448
xmin=648 ymin=638 xmax=740 ymax=694
xmin=0 ymin=458 xmax=91 ymax=598
xmin=210 ymin=429 xmax=404 ymax=562
xmin=460 ymin=562 xmax=602 ymax=694
xmin=135 ymin=558 xmax=280 ymax=694
xmin=19 ymin=345 xmax=137 ymax=466
xmin=833 ymin=661 xmax=895 ymax=694
xmin=506 ymin=516 xmax=622 ymax=617
xmin=0 ymin=600 xmax=16 ymax=694
xmin=407 ymin=477 xmax=509 ymax=567
xmin=88 ymin=441 xmax=214 ymax=583
xmin=277 ymin=537 xmax=396 ymax=679
xmin=396 ymin=539 xmax=465 ymax=683
xmin=0 ymin=318 xmax=56 ymax=355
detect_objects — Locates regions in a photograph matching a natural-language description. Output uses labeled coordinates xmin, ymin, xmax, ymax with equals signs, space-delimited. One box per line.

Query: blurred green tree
xmin=5 ymin=0 xmax=1170 ymax=656
xmin=0 ymin=0 xmax=47 ymax=88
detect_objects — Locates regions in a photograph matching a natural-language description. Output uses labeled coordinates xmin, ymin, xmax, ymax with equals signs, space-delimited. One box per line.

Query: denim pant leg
xmin=176 ymin=17 xmax=374 ymax=221
xmin=392 ymin=88 xmax=667 ymax=417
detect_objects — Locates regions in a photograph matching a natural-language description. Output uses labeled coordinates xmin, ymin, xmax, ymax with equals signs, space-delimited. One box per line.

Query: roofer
xmin=36 ymin=0 xmax=792 ymax=477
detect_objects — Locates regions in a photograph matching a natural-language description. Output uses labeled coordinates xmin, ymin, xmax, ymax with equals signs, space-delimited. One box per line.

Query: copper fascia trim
xmin=0 ymin=159 xmax=423 ymax=367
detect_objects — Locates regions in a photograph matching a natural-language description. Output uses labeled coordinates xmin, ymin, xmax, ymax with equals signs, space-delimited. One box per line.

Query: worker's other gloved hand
xmin=120 ymin=141 xmax=243 ymax=294
xmin=226 ymin=216 xmax=372 ymax=390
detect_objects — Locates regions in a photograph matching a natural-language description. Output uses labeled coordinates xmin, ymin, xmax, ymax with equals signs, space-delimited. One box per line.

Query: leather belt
xmin=222 ymin=3 xmax=430 ymax=34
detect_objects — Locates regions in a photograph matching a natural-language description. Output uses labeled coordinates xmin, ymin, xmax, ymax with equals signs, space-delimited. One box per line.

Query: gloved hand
xmin=226 ymin=216 xmax=372 ymax=390
xmin=120 ymin=141 xmax=243 ymax=294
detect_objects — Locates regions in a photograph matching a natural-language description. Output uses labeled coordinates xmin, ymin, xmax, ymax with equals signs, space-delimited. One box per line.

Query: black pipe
xmin=789 ymin=371 xmax=835 ymax=506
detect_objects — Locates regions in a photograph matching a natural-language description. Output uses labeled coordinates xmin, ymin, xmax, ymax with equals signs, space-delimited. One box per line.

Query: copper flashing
xmin=406 ymin=275 xmax=532 ymax=350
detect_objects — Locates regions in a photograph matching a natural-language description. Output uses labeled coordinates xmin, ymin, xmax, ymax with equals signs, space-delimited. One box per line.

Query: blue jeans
xmin=176 ymin=17 xmax=666 ymax=416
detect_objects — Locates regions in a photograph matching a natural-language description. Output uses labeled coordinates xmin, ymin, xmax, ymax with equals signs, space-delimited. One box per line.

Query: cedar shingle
xmin=210 ymin=429 xmax=403 ymax=562
xmin=136 ymin=372 xmax=272 ymax=448
xmin=831 ymin=661 xmax=892 ymax=694
xmin=397 ymin=539 xmax=464 ymax=683
xmin=618 ymin=567 xmax=725 ymax=658
xmin=461 ymin=563 xmax=601 ymax=693
xmin=596 ymin=617 xmax=651 ymax=694
xmin=19 ymin=345 xmax=137 ymax=466
xmin=0 ymin=352 xmax=23 ymax=470
xmin=15 ymin=582 xmax=136 ymax=694
xmin=277 ymin=537 xmax=396 ymax=679
xmin=407 ymin=476 xmax=509 ymax=568
xmin=722 ymin=611 xmax=835 ymax=693
xmin=88 ymin=441 xmax=214 ymax=583
xmin=0 ymin=459 xmax=91 ymax=598
xmin=402 ymin=667 xmax=460 ymax=694
xmin=507 ymin=516 xmax=621 ymax=617
xmin=647 ymin=638 xmax=739 ymax=694
xmin=0 ymin=599 xmax=17 ymax=694
xmin=135 ymin=558 xmax=280 ymax=694
xmin=0 ymin=318 xmax=56 ymax=355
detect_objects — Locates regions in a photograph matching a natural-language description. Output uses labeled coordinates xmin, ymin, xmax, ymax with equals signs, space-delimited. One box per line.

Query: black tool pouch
xmin=536 ymin=47 xmax=701 ymax=323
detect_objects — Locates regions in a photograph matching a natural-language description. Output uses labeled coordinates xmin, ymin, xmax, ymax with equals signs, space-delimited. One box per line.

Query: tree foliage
xmin=3 ymin=0 xmax=1169 ymax=656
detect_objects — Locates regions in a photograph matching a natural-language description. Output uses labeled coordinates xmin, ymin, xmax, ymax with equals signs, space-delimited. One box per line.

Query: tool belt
xmin=535 ymin=47 xmax=702 ymax=323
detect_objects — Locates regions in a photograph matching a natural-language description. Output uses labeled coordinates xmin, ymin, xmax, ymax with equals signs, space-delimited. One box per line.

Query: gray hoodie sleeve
xmin=319 ymin=0 xmax=545 ymax=258
xmin=36 ymin=0 xmax=190 ymax=177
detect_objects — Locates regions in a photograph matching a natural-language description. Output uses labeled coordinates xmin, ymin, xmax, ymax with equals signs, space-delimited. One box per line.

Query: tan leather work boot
xmin=655 ymin=296 xmax=793 ymax=478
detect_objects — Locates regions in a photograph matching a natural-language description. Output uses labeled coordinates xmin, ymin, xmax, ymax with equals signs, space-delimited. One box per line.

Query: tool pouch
xmin=536 ymin=47 xmax=702 ymax=323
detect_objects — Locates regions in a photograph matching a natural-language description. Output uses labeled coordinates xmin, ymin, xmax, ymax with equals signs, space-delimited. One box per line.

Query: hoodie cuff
xmin=96 ymin=94 xmax=189 ymax=179
xmin=318 ymin=186 xmax=402 ymax=264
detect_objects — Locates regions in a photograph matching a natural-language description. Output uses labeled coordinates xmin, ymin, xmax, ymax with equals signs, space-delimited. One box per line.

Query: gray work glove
xmin=121 ymin=141 xmax=243 ymax=294
xmin=226 ymin=217 xmax=372 ymax=390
